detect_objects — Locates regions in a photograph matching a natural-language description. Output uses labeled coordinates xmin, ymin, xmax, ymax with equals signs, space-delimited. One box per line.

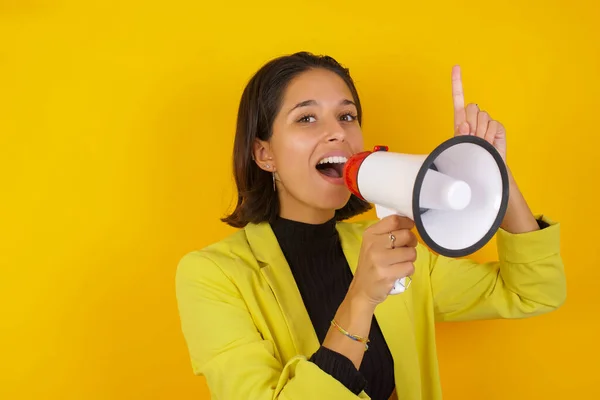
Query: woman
xmin=175 ymin=52 xmax=566 ymax=400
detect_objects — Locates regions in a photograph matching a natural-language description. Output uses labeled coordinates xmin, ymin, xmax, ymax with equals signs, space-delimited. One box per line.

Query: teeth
xmin=318 ymin=156 xmax=348 ymax=165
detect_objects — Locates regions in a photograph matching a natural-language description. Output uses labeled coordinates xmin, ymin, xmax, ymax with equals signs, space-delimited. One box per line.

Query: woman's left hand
xmin=451 ymin=65 xmax=543 ymax=233
xmin=451 ymin=65 xmax=507 ymax=163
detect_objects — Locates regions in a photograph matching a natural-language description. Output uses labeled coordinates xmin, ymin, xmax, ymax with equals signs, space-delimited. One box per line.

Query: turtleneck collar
xmin=270 ymin=215 xmax=338 ymax=246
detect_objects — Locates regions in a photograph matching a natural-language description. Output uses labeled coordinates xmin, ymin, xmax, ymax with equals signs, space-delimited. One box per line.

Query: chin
xmin=317 ymin=192 xmax=352 ymax=212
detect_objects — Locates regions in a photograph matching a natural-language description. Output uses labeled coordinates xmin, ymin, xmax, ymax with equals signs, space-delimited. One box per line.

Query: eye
xmin=297 ymin=114 xmax=317 ymax=123
xmin=339 ymin=112 xmax=358 ymax=122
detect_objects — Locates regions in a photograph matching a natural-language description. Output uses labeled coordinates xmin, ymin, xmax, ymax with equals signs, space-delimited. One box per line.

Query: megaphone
xmin=343 ymin=135 xmax=509 ymax=294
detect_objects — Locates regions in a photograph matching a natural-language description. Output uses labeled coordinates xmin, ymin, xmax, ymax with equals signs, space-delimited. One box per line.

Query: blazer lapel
xmin=245 ymin=222 xmax=321 ymax=358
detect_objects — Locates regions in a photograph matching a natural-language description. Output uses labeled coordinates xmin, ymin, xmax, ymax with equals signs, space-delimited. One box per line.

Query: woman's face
xmin=255 ymin=68 xmax=364 ymax=222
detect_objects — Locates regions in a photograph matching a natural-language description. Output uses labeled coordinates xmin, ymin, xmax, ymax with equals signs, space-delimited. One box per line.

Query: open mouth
xmin=316 ymin=156 xmax=347 ymax=179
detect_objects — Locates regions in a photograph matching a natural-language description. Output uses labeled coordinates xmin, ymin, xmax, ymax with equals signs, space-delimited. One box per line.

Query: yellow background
xmin=1 ymin=0 xmax=598 ymax=399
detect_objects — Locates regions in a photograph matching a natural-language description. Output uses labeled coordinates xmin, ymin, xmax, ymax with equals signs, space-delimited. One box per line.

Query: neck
xmin=278 ymin=191 xmax=335 ymax=225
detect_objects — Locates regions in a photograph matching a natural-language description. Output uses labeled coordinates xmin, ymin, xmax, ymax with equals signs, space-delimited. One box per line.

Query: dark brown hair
xmin=221 ymin=51 xmax=372 ymax=228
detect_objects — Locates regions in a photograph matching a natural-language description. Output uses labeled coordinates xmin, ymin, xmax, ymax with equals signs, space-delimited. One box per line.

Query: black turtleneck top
xmin=270 ymin=216 xmax=395 ymax=400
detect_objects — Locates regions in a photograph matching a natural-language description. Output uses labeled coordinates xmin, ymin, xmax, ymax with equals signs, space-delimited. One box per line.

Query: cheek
xmin=347 ymin=125 xmax=364 ymax=151
xmin=287 ymin=132 xmax=315 ymax=153
xmin=272 ymin=130 xmax=314 ymax=170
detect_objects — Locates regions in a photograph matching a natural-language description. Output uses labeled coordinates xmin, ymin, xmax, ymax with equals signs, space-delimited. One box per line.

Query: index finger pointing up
xmin=452 ymin=65 xmax=466 ymax=130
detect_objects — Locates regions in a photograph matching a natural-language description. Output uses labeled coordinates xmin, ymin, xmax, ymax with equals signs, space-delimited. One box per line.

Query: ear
xmin=252 ymin=139 xmax=275 ymax=172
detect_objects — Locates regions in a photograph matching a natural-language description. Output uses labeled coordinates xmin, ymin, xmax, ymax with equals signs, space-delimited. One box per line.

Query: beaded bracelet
xmin=330 ymin=319 xmax=370 ymax=351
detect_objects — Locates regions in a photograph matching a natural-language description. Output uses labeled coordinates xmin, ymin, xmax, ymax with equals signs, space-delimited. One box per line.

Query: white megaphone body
xmin=343 ymin=135 xmax=509 ymax=295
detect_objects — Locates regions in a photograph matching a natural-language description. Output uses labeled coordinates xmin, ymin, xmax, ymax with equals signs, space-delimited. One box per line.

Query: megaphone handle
xmin=374 ymin=204 xmax=411 ymax=295
xmin=375 ymin=204 xmax=402 ymax=219
xmin=390 ymin=278 xmax=410 ymax=295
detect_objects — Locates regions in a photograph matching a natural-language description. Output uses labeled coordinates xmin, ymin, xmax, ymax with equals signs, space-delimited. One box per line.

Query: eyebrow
xmin=287 ymin=99 xmax=356 ymax=115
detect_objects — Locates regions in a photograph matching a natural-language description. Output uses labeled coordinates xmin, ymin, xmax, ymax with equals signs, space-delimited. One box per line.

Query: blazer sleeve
xmin=424 ymin=215 xmax=567 ymax=322
xmin=175 ymin=251 xmax=370 ymax=400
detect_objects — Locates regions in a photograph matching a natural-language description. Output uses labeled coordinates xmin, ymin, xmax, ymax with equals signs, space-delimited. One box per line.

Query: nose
xmin=324 ymin=118 xmax=346 ymax=142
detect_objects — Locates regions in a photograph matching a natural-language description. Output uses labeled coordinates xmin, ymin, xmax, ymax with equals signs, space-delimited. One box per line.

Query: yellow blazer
xmin=175 ymin=216 xmax=566 ymax=399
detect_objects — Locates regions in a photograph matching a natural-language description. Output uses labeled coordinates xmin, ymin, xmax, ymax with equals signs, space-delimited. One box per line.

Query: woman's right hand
xmin=322 ymin=215 xmax=417 ymax=369
xmin=348 ymin=215 xmax=418 ymax=307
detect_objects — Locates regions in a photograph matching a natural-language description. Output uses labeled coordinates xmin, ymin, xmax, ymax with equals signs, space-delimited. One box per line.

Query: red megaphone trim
xmin=343 ymin=145 xmax=388 ymax=201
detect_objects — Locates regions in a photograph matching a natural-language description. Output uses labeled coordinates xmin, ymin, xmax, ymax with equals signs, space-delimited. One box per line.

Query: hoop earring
xmin=272 ymin=172 xmax=276 ymax=192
